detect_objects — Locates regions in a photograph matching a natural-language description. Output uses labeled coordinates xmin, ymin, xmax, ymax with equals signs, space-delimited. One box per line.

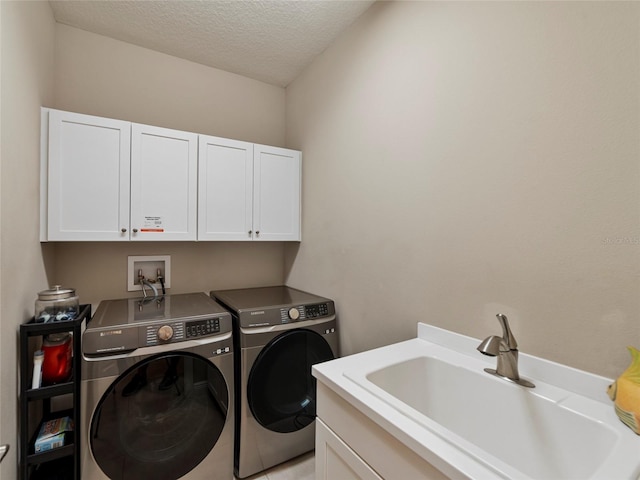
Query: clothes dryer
xmin=211 ymin=286 xmax=338 ymax=479
xmin=81 ymin=293 xmax=234 ymax=480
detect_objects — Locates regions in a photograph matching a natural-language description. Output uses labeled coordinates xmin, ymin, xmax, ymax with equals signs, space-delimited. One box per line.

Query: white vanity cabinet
xmin=314 ymin=383 xmax=449 ymax=480
xmin=42 ymin=109 xmax=131 ymax=241
xmin=130 ymin=124 xmax=198 ymax=241
xmin=316 ymin=419 xmax=383 ymax=480
xmin=42 ymin=109 xmax=198 ymax=241
xmin=198 ymin=136 xmax=301 ymax=241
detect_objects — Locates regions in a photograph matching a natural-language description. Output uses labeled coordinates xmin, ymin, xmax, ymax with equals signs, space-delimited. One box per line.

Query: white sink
xmin=319 ymin=323 xmax=640 ymax=479
xmin=365 ymin=356 xmax=616 ymax=479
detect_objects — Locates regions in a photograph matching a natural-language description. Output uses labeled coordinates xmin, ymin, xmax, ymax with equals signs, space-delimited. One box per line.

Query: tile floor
xmin=235 ymin=452 xmax=315 ymax=480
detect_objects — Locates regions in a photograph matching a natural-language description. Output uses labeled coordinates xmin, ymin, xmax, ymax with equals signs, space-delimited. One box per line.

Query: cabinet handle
xmin=121 ymin=228 xmax=127 ymax=233
xmin=248 ymin=230 xmax=252 ymax=236
xmin=133 ymin=228 xmax=138 ymax=233
xmin=256 ymin=231 xmax=260 ymax=236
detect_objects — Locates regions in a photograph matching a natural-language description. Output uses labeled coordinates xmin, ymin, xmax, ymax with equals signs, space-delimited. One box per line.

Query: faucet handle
xmin=496 ymin=313 xmax=518 ymax=350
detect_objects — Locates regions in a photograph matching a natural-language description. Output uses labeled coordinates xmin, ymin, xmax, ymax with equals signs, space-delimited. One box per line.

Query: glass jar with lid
xmin=35 ymin=285 xmax=79 ymax=323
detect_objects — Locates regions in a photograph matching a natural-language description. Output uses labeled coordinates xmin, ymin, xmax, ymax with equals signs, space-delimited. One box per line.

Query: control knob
xmin=288 ymin=307 xmax=300 ymax=321
xmin=157 ymin=325 xmax=174 ymax=341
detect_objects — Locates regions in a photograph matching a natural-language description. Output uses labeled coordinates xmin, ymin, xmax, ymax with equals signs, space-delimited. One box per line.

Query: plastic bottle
xmin=32 ymin=350 xmax=44 ymax=389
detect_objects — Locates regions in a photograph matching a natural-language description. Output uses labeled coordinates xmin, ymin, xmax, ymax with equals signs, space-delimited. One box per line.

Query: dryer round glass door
xmin=89 ymin=352 xmax=228 ymax=480
xmin=247 ymin=329 xmax=334 ymax=433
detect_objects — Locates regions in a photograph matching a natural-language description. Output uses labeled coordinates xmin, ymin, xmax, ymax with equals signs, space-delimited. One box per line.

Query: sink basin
xmin=327 ymin=323 xmax=640 ymax=480
xmin=366 ymin=356 xmax=615 ymax=479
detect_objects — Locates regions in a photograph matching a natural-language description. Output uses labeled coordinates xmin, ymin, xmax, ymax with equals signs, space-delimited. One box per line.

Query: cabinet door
xmin=316 ymin=420 xmax=383 ymax=480
xmin=130 ymin=124 xmax=198 ymax=241
xmin=198 ymin=135 xmax=253 ymax=240
xmin=253 ymin=145 xmax=301 ymax=241
xmin=45 ymin=109 xmax=131 ymax=241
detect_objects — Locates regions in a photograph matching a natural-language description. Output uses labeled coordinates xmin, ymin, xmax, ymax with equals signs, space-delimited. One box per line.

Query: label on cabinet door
xmin=141 ymin=216 xmax=165 ymax=233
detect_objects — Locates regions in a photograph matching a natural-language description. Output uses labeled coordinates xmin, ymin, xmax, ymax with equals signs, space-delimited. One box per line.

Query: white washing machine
xmin=81 ymin=293 xmax=234 ymax=480
xmin=211 ymin=286 xmax=338 ymax=479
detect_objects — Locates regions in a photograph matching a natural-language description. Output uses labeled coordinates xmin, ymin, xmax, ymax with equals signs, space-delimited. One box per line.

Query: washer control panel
xmin=157 ymin=325 xmax=174 ymax=341
xmin=186 ymin=317 xmax=221 ymax=338
xmin=143 ymin=317 xmax=222 ymax=346
xmin=145 ymin=322 xmax=185 ymax=346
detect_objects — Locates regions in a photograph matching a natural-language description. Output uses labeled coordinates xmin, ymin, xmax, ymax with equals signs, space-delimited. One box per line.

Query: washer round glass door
xmin=90 ymin=352 xmax=228 ymax=480
xmin=247 ymin=329 xmax=334 ymax=433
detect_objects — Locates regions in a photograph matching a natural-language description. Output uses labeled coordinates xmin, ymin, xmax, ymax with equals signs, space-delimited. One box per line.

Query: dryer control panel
xmin=305 ymin=303 xmax=329 ymax=318
xmin=279 ymin=303 xmax=331 ymax=323
xmin=212 ymin=286 xmax=336 ymax=328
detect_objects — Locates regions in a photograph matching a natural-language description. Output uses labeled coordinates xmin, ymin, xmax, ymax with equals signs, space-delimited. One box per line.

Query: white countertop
xmin=313 ymin=323 xmax=640 ymax=480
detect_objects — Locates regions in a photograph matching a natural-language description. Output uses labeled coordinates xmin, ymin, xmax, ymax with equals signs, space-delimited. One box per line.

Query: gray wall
xmin=285 ymin=1 xmax=640 ymax=379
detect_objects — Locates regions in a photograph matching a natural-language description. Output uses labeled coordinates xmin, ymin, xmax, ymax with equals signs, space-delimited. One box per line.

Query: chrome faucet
xmin=477 ymin=314 xmax=535 ymax=388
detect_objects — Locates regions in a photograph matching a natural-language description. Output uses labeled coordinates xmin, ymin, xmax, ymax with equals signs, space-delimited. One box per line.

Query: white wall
xmin=285 ymin=1 xmax=640 ymax=378
xmin=51 ymin=25 xmax=289 ymax=307
xmin=0 ymin=2 xmax=55 ymax=477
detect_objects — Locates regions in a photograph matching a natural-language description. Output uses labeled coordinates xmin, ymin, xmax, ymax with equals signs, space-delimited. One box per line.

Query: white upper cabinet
xmin=198 ymin=135 xmax=254 ymax=240
xmin=198 ymin=137 xmax=301 ymax=241
xmin=43 ymin=109 xmax=131 ymax=241
xmin=42 ymin=108 xmax=301 ymax=242
xmin=130 ymin=124 xmax=198 ymax=241
xmin=253 ymin=145 xmax=301 ymax=241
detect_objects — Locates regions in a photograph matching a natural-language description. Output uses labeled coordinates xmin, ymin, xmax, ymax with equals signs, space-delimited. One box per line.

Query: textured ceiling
xmin=48 ymin=0 xmax=376 ymax=87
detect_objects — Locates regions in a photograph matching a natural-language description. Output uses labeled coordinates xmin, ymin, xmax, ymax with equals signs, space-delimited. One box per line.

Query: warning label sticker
xmin=141 ymin=216 xmax=164 ymax=233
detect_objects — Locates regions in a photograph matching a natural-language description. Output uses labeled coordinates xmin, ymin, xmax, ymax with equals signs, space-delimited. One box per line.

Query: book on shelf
xmin=34 ymin=416 xmax=73 ymax=452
